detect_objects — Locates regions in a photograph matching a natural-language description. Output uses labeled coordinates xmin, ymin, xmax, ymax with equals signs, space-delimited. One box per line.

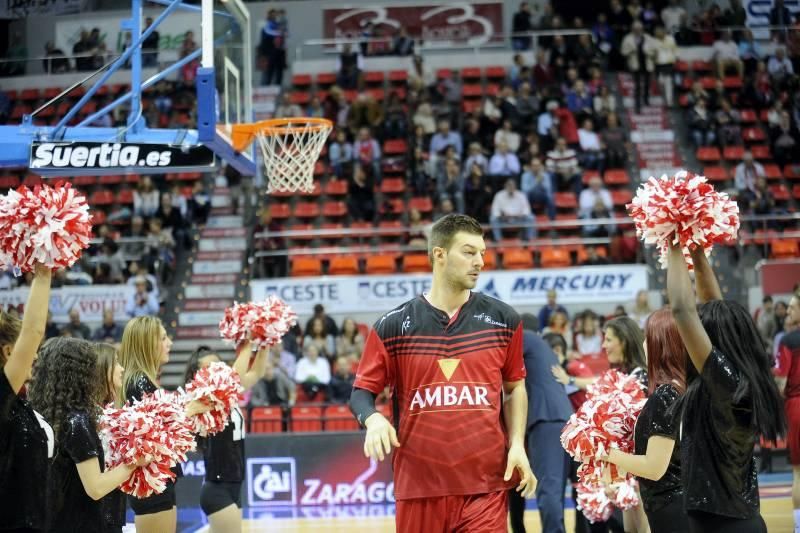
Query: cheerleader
xmin=94 ymin=343 xmax=126 ymax=533
xmin=118 ymin=316 xmax=209 ymax=533
xmin=668 ymin=244 xmax=785 ymax=532
xmin=603 ymin=308 xmax=689 ymax=533
xmin=184 ymin=341 xmax=268 ymax=532
xmin=28 ymin=338 xmax=143 ymax=532
xmin=0 ymin=265 xmax=52 ymax=532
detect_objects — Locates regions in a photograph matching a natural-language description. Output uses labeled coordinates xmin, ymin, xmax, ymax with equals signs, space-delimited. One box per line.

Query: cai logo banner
xmin=247 ymin=457 xmax=297 ymax=506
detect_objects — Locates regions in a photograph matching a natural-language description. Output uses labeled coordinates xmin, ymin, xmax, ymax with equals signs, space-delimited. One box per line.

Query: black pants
xmin=645 ymin=499 xmax=689 ymax=533
xmin=687 ymin=510 xmax=767 ymax=533
xmin=632 ymin=69 xmax=650 ymax=111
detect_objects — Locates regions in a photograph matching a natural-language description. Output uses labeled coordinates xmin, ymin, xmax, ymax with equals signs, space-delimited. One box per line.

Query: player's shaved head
xmin=428 ymin=214 xmax=483 ymax=261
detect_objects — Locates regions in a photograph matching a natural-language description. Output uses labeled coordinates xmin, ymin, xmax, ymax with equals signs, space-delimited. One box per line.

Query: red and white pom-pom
xmin=184 ymin=361 xmax=244 ymax=437
xmin=612 ymin=477 xmax=641 ymax=510
xmin=562 ymin=370 xmax=647 ymax=462
xmin=219 ymin=296 xmax=297 ymax=348
xmin=627 ymin=170 xmax=739 ymax=269
xmin=575 ymin=481 xmax=615 ymax=523
xmin=0 ymin=181 xmax=92 ymax=272
xmin=99 ymin=390 xmax=196 ymax=498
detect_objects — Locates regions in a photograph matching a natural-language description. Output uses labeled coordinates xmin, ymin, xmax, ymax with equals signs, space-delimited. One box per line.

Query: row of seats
xmin=249 ymin=404 xmax=392 ymax=434
xmin=288 ymin=245 xmax=611 ymax=276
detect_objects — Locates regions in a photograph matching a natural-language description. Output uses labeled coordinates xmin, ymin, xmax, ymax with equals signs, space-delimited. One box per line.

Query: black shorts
xmin=128 ymin=478 xmax=177 ymax=515
xmin=200 ymin=481 xmax=242 ymax=515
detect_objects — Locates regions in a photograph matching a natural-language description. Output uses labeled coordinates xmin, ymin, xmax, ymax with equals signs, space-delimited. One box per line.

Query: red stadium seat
xmin=402 ymin=254 xmax=430 ymax=273
xmin=290 ymin=406 xmax=323 ymax=432
xmin=300 ymin=181 xmax=323 ymax=198
xmin=554 ymin=192 xmax=577 ymax=209
xmin=703 ymin=166 xmax=729 ymax=182
xmin=742 ymin=127 xmax=766 ymax=143
xmin=269 ymin=203 xmax=291 ymax=220
xmin=764 ymin=164 xmax=782 ymax=180
xmin=116 ymin=189 xmax=134 ymax=204
xmin=380 ymin=177 xmax=406 ymax=195
xmin=323 ymin=405 xmax=360 ymax=431
xmin=389 ymin=70 xmax=408 ymax=83
xmin=365 ymin=255 xmax=397 ymax=274
xmin=90 ymin=190 xmax=114 ymax=206
xmin=329 ymin=256 xmax=360 ymax=275
xmin=250 ymin=407 xmax=283 ymax=433
xmin=482 ymin=249 xmax=497 ymax=270
xmin=603 ymin=169 xmax=630 ymax=186
xmin=695 ymin=147 xmax=721 ymax=163
xmin=290 ymin=257 xmax=322 ymax=277
xmin=611 ymin=190 xmax=633 ymax=206
xmin=324 ymin=179 xmax=348 ymax=196
xmin=383 ymin=139 xmax=407 ymax=156
xmin=540 ymin=247 xmax=571 ymax=268
xmin=502 ymin=248 xmax=533 ymax=270
xmin=322 ymin=201 xmax=347 ymax=219
xmin=294 ymin=201 xmax=320 ymax=219
xmin=770 ymin=239 xmax=799 ymax=259
xmin=722 ymin=146 xmax=744 ymax=161
xmin=291 ymin=74 xmax=312 ymax=87
xmin=750 ymin=145 xmax=771 ymax=160
xmin=408 ymin=196 xmax=433 ymax=214
xmin=461 ymin=67 xmax=481 ymax=80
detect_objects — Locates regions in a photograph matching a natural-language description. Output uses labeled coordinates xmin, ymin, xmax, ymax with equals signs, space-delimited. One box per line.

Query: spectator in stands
xmin=651 ymin=26 xmax=678 ymax=107
xmin=490 ymin=179 xmax=535 ymax=242
xmin=336 ymin=318 xmax=365 ymax=356
xmin=768 ymin=47 xmax=795 ymax=86
xmin=44 ymin=311 xmax=60 ymax=340
xmin=156 ymin=192 xmax=188 ymax=249
xmin=96 ymin=238 xmax=126 ymax=284
xmin=367 ymin=26 xmax=392 ymax=56
xmin=126 ymin=261 xmax=158 ymax=299
xmin=410 ymin=146 xmax=432 ymax=195
xmin=488 ymin=140 xmax=522 ymax=190
xmin=178 ymin=31 xmax=199 ymax=84
xmin=521 ymin=158 xmax=556 ymax=221
xmin=249 ymin=359 xmax=295 ymax=408
xmin=771 ymin=110 xmax=799 ymax=167
xmin=393 ymin=26 xmax=414 ymax=56
xmin=258 ymin=9 xmax=287 ymax=86
xmin=629 ymin=289 xmax=653 ymax=329
xmin=516 ymin=82 xmax=540 ymax=125
xmin=579 ymin=175 xmax=616 ymax=237
xmin=306 ymin=96 xmax=325 ymax=119
xmin=661 ymin=0 xmax=686 ymax=33
xmin=329 ymin=356 xmax=356 ymax=403
xmin=382 ymin=92 xmax=408 ymax=140
xmin=144 ymin=217 xmax=175 ymax=277
xmin=348 ymin=95 xmax=384 ymax=139
xmin=581 ymin=246 xmax=610 ymax=265
xmin=713 ymin=30 xmax=744 ymax=79
xmin=494 ymin=119 xmax=521 ymax=153
xmin=689 ymin=98 xmax=716 ymax=146
xmin=438 ymin=70 xmax=463 ymax=118
xmin=686 ymin=80 xmax=709 ymax=109
xmin=274 ymin=93 xmax=302 ymax=118
xmin=412 ymin=101 xmax=436 ymax=136
xmin=716 ymin=99 xmax=742 ymax=147
xmin=546 ymin=136 xmax=582 ymax=196
xmin=294 ymin=344 xmax=331 ymax=401
xmin=463 ymin=142 xmax=489 ymax=178
xmin=437 ymin=157 xmax=466 ymax=213
xmin=304 ymin=317 xmax=337 ymax=361
xmin=352 ymin=127 xmax=382 ymax=182
xmin=336 ymin=43 xmax=363 ymax=90
xmin=463 ymin=164 xmax=493 ymax=222
xmin=270 ymin=341 xmax=297 ymax=381
xmin=407 ymin=207 xmax=430 ymax=249
xmin=72 ymin=30 xmax=91 ymax=71
xmin=328 ymin=129 xmax=353 ymax=178
xmin=133 ymin=176 xmax=159 ymax=218
xmin=187 ymin=180 xmax=211 ymax=225
xmin=757 ymin=296 xmax=778 ymax=350
xmin=621 ymin=21 xmax=656 ymax=113
xmin=592 ymin=86 xmax=616 ymax=125
xmin=577 ymin=118 xmax=604 ymax=171
xmin=543 ymin=312 xmax=572 ymax=348
xmin=61 ymin=308 xmax=91 ymax=339
xmin=532 ymin=49 xmax=556 ymax=89
xmin=429 ymin=119 xmax=463 ymax=159
xmin=141 ymin=17 xmax=159 ymax=67
xmin=738 ymin=29 xmax=762 ymax=75
xmin=435 ymin=197 xmax=456 ymax=220
xmin=602 ymin=113 xmax=628 ymax=169
xmin=734 ymin=151 xmax=765 ymax=211
xmin=408 ymin=54 xmax=435 ymax=94
xmin=43 ymin=41 xmax=70 ymax=73
xmin=92 ymin=309 xmax=123 ymax=343
xmin=347 ymin=164 xmax=376 ymax=222
xmin=750 ymin=177 xmax=777 ymax=219
xmin=481 ymin=94 xmax=504 ymax=140
xmin=512 ymin=2 xmax=533 ymax=50
xmin=769 ymin=0 xmax=794 ymax=41
xmin=775 ymin=300 xmax=789 ymax=334
xmin=565 ymin=80 xmax=594 ymax=124
xmin=305 ymin=304 xmax=339 ymax=338
xmin=509 ymin=54 xmax=526 ymax=87
xmin=125 ymin=277 xmax=159 ymax=318
xmin=575 ymin=311 xmax=603 ymax=355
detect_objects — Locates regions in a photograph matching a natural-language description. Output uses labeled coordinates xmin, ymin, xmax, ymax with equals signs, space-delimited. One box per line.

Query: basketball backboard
xmin=0 ymin=0 xmax=256 ymax=176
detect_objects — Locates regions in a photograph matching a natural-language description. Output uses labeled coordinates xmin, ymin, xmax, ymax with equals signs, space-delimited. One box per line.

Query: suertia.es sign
xmin=29 ymin=141 xmax=215 ymax=175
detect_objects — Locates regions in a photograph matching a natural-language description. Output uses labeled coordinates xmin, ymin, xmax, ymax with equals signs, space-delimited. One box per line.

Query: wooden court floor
xmin=234 ymin=499 xmax=792 ymax=532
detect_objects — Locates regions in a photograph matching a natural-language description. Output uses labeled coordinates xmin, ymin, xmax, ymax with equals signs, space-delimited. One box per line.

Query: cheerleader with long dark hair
xmin=668 ymin=244 xmax=785 ymax=533
xmin=184 ymin=341 xmax=268 ymax=533
xmin=0 ymin=265 xmax=52 ymax=532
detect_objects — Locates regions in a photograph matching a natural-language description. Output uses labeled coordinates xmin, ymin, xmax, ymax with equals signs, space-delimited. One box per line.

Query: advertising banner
xmin=177 ymin=432 xmax=394 ymax=509
xmin=322 ymin=2 xmax=504 ymax=48
xmin=250 ymin=265 xmax=649 ymax=316
xmin=744 ymin=0 xmax=800 ymax=39
xmin=0 ymin=284 xmax=133 ymax=323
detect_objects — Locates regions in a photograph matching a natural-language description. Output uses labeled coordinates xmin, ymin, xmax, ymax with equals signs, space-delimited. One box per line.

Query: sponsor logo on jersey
xmin=408 ymin=359 xmax=491 ymax=412
xmin=472 ymin=313 xmax=508 ymax=327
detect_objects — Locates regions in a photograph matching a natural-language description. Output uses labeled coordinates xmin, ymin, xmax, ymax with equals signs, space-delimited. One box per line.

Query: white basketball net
xmin=256 ymin=120 xmax=332 ymax=193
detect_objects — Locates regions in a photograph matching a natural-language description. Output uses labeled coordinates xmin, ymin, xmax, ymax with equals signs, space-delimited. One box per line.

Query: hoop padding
xmin=252 ymin=117 xmax=332 ymax=193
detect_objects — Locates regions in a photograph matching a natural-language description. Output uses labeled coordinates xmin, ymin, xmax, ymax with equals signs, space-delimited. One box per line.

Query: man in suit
xmin=509 ymin=314 xmax=574 ymax=533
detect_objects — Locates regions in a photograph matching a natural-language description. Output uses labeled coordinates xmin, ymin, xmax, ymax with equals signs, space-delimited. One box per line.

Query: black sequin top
xmin=47 ymin=411 xmax=104 ymax=532
xmin=681 ymin=348 xmax=759 ymax=519
xmin=100 ymin=488 xmax=126 ymax=528
xmin=634 ymin=383 xmax=683 ymax=513
xmin=0 ymin=370 xmax=53 ymax=530
xmin=201 ymin=405 xmax=246 ymax=483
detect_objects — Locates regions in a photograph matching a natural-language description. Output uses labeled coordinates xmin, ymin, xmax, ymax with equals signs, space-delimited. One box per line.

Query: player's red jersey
xmin=777 ymin=330 xmax=800 ymax=398
xmin=354 ymin=292 xmax=526 ymax=500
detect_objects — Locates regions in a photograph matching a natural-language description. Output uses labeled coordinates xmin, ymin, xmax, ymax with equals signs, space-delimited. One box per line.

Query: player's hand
xmin=363 ymin=413 xmax=400 ymax=462
xmin=504 ymin=443 xmax=536 ymax=498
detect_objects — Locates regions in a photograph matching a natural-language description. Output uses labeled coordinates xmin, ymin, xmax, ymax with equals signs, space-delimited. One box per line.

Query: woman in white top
xmin=630 ymin=289 xmax=653 ymax=329
xmin=574 ymin=310 xmax=604 ymax=355
xmin=653 ymin=26 xmax=678 ymax=106
xmin=133 ymin=175 xmax=160 ymax=218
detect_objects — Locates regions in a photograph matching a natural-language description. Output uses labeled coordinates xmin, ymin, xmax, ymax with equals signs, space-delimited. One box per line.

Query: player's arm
xmin=349 ymin=327 xmax=399 ymax=462
xmin=775 ymin=344 xmax=791 ymax=397
xmin=605 ymin=436 xmax=675 ymax=481
xmin=502 ymin=379 xmax=535 ymax=498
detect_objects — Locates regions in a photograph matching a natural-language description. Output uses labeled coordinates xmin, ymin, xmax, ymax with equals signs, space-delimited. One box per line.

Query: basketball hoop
xmin=228 ymin=117 xmax=332 ymax=193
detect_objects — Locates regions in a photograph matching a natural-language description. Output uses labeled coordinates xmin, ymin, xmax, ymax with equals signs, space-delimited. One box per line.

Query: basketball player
xmin=776 ymin=294 xmax=800 ymax=533
xmin=349 ymin=214 xmax=535 ymax=532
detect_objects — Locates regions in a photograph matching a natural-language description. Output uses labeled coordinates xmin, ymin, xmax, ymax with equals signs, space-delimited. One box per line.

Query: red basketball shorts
xmin=395 ymin=490 xmax=508 ymax=533
xmin=786 ymin=397 xmax=800 ymax=465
